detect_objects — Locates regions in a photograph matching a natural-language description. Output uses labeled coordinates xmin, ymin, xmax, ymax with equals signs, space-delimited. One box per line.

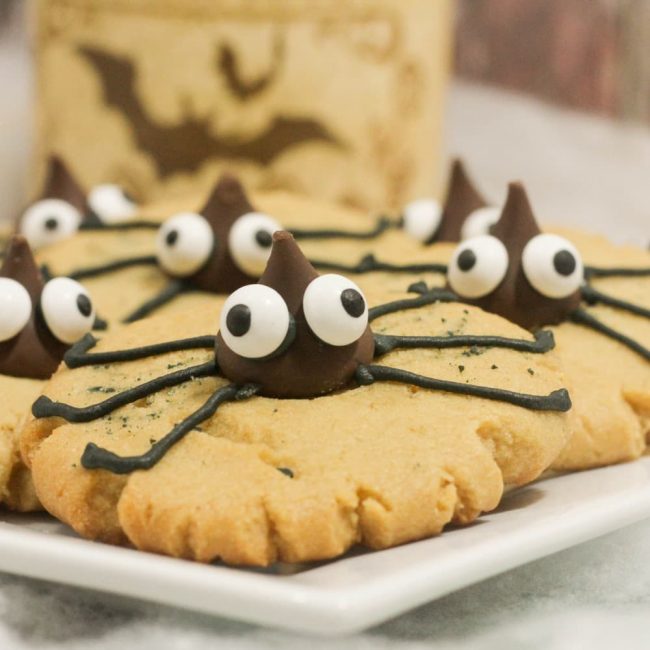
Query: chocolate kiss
xmin=456 ymin=182 xmax=581 ymax=330
xmin=216 ymin=231 xmax=375 ymax=398
xmin=429 ymin=159 xmax=487 ymax=244
xmin=15 ymin=155 xmax=92 ymax=231
xmin=39 ymin=155 xmax=89 ymax=215
xmin=187 ymin=173 xmax=258 ymax=293
xmin=0 ymin=236 xmax=67 ymax=379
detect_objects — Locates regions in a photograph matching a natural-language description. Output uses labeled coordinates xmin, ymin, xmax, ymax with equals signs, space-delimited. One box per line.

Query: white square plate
xmin=1 ymin=456 xmax=650 ymax=636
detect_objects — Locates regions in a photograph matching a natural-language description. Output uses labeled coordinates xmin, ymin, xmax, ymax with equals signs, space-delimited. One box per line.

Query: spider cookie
xmin=35 ymin=172 xmax=438 ymax=327
xmin=0 ymin=236 xmax=96 ymax=510
xmin=445 ymin=183 xmax=649 ymax=470
xmin=17 ymin=155 xmax=140 ymax=250
xmin=23 ymin=232 xmax=572 ymax=565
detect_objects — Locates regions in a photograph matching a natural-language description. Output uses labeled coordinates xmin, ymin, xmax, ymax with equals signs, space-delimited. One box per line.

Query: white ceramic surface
xmin=1 ymin=456 xmax=650 ymax=636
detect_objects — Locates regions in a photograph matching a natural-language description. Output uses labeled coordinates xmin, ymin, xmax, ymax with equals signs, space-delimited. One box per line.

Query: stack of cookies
xmin=1 ymin=156 xmax=648 ymax=565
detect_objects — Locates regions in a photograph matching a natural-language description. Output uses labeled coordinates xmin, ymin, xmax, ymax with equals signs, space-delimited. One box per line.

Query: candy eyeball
xmin=20 ymin=199 xmax=82 ymax=249
xmin=88 ymin=184 xmax=137 ymax=224
xmin=303 ymin=274 xmax=368 ymax=346
xmin=156 ymin=212 xmax=215 ymax=277
xmin=40 ymin=277 xmax=95 ymax=344
xmin=402 ymin=198 xmax=442 ymax=243
xmin=448 ymin=235 xmax=509 ymax=299
xmin=228 ymin=212 xmax=282 ymax=277
xmin=461 ymin=206 xmax=501 ymax=240
xmin=220 ymin=285 xmax=293 ymax=359
xmin=522 ymin=234 xmax=584 ymax=298
xmin=0 ymin=278 xmax=32 ymax=342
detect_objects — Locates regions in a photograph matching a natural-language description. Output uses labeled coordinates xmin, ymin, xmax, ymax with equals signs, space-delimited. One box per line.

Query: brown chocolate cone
xmin=15 ymin=155 xmax=91 ymax=231
xmin=188 ymin=173 xmax=259 ymax=293
xmin=39 ymin=155 xmax=89 ymax=214
xmin=0 ymin=236 xmax=67 ymax=379
xmin=430 ymin=159 xmax=487 ymax=243
xmin=456 ymin=182 xmax=581 ymax=330
xmin=216 ymin=231 xmax=375 ymax=398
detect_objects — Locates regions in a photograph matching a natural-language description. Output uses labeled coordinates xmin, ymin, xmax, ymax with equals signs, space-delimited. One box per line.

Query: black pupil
xmin=340 ymin=288 xmax=365 ymax=318
xmin=553 ymin=250 xmax=576 ymax=276
xmin=45 ymin=217 xmax=59 ymax=231
xmin=226 ymin=304 xmax=251 ymax=337
xmin=166 ymin=230 xmax=179 ymax=247
xmin=76 ymin=294 xmax=92 ymax=317
xmin=457 ymin=249 xmax=477 ymax=272
xmin=255 ymin=230 xmax=273 ymax=248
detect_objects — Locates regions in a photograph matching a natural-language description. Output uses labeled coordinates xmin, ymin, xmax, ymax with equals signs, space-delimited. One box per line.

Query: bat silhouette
xmin=78 ymin=46 xmax=343 ymax=178
xmin=217 ymin=32 xmax=285 ymax=101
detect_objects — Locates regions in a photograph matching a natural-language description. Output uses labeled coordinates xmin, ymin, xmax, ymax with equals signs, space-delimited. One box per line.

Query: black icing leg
xmin=32 ymin=360 xmax=217 ymax=422
xmin=368 ymin=288 xmax=457 ymax=322
xmin=355 ymin=365 xmax=571 ymax=412
xmin=123 ymin=280 xmax=188 ymax=323
xmin=581 ymin=286 xmax=650 ymax=319
xmin=310 ymin=253 xmax=448 ymax=276
xmin=69 ymin=255 xmax=158 ymax=281
xmin=570 ymin=308 xmax=649 ymax=361
xmin=373 ymin=329 xmax=555 ymax=357
xmin=92 ymin=315 xmax=108 ymax=331
xmin=81 ymin=383 xmax=259 ymax=474
xmin=40 ymin=264 xmax=55 ymax=282
xmin=585 ymin=265 xmax=650 ymax=278
xmin=291 ymin=216 xmax=396 ymax=240
xmin=64 ymin=332 xmax=217 ymax=368
xmin=79 ymin=220 xmax=160 ymax=232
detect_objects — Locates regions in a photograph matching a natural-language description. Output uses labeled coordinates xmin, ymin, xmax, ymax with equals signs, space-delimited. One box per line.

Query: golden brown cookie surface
xmin=23 ymin=298 xmax=572 ymax=565
xmin=0 ymin=374 xmax=43 ymax=511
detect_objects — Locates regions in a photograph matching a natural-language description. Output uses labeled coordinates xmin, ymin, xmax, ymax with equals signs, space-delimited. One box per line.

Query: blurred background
xmin=0 ymin=0 xmax=648 ymax=239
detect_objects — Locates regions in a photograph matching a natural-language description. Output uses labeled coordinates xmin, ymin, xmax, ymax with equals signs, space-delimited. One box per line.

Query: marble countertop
xmin=1 ymin=68 xmax=650 ymax=650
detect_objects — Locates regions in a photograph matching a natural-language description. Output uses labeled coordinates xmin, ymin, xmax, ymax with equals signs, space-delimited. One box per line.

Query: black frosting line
xmin=290 ymin=216 xmax=396 ymax=240
xmin=581 ymin=285 xmax=650 ymax=319
xmin=368 ymin=289 xmax=457 ymax=322
xmin=65 ymin=333 xmax=216 ymax=368
xmin=356 ymin=364 xmax=572 ymax=412
xmin=79 ymin=220 xmax=160 ymax=232
xmin=310 ymin=253 xmax=448 ymax=276
xmin=570 ymin=308 xmax=650 ymax=361
xmin=123 ymin=280 xmax=188 ymax=323
xmin=31 ymin=360 xmax=217 ymax=422
xmin=373 ymin=329 xmax=555 ymax=357
xmin=39 ymin=265 xmax=54 ymax=282
xmin=92 ymin=315 xmax=108 ymax=331
xmin=68 ymin=255 xmax=158 ymax=281
xmin=81 ymin=383 xmax=259 ymax=474
xmin=585 ymin=265 xmax=650 ymax=278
